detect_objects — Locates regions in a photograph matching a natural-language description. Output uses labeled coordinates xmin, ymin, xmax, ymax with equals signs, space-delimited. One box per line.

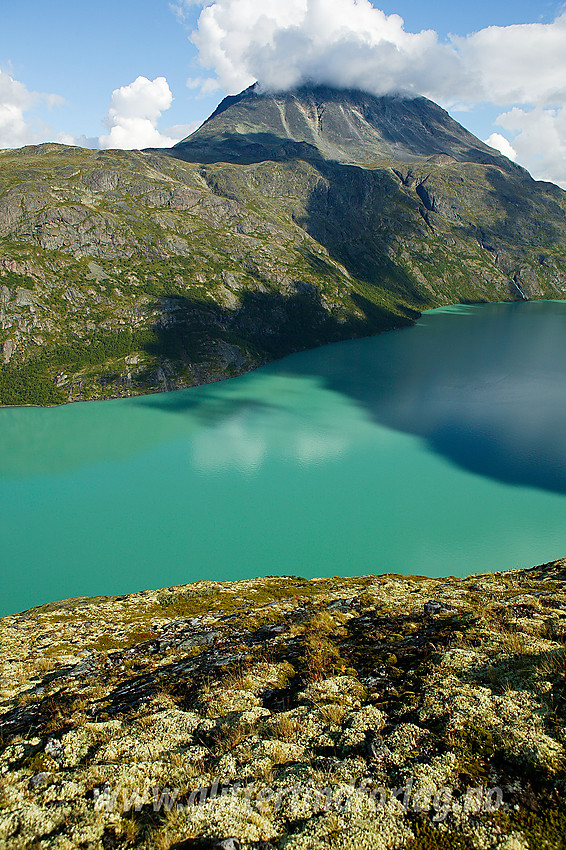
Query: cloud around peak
xmin=185 ymin=0 xmax=566 ymax=185
xmin=187 ymin=0 xmax=566 ymax=105
xmin=189 ymin=0 xmax=462 ymax=99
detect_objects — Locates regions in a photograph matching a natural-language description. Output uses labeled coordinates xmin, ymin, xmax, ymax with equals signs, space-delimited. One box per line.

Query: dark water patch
xmin=273 ymin=300 xmax=566 ymax=494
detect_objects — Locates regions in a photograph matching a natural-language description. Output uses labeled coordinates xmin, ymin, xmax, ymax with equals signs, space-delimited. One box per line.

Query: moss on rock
xmin=2 ymin=559 xmax=566 ymax=847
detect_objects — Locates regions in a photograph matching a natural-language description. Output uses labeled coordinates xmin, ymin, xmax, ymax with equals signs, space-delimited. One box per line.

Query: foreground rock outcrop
xmin=2 ymin=86 xmax=566 ymax=405
xmin=2 ymin=560 xmax=566 ymax=848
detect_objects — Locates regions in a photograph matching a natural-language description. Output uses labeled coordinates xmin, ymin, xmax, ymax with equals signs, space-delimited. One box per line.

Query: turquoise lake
xmin=1 ymin=300 xmax=566 ymax=617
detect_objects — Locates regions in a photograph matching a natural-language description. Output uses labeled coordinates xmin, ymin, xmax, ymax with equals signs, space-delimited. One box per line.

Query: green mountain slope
xmin=1 ymin=85 xmax=566 ymax=405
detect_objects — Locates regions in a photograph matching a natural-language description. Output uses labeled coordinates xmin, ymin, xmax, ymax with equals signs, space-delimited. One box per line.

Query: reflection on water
xmin=5 ymin=300 xmax=566 ymax=490
xmin=1 ymin=301 xmax=566 ymax=616
xmin=189 ymin=377 xmax=368 ymax=473
xmin=0 ymin=374 xmax=370 ymax=477
xmin=272 ymin=300 xmax=566 ymax=494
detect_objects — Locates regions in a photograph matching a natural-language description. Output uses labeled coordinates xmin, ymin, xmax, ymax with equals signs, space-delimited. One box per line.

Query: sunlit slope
xmin=1 ymin=85 xmax=566 ymax=404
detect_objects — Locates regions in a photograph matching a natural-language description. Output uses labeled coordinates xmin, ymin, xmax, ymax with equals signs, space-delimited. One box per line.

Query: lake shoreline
xmin=2 ymin=296 xmax=545 ymax=412
xmin=3 ymin=300 xmax=566 ymax=616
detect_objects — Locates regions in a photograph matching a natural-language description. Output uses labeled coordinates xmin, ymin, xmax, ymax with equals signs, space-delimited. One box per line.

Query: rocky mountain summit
xmin=172 ymin=84 xmax=519 ymax=169
xmin=2 ymin=560 xmax=566 ymax=848
xmin=1 ymin=85 xmax=566 ymax=404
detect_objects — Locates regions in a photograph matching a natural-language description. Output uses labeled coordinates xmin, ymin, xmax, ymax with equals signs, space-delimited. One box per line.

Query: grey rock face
xmin=29 ymin=771 xmax=51 ymax=789
xmin=173 ymin=83 xmax=516 ymax=170
xmin=1 ymin=338 xmax=14 ymax=363
xmin=44 ymin=737 xmax=65 ymax=762
xmin=82 ymin=169 xmax=120 ymax=192
xmin=424 ymin=601 xmax=444 ymax=615
xmin=424 ymin=600 xmax=454 ymax=616
xmin=215 ymin=840 xmax=241 ymax=850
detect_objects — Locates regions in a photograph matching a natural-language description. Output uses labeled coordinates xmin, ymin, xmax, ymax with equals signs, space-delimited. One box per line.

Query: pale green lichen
xmin=2 ymin=560 xmax=566 ymax=848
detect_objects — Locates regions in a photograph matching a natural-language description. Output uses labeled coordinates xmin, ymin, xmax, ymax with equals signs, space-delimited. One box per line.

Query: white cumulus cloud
xmin=484 ymin=132 xmax=517 ymax=162
xmin=189 ymin=0 xmax=465 ymax=99
xmin=457 ymin=16 xmax=566 ymax=106
xmin=495 ymin=106 xmax=566 ymax=188
xmin=0 ymin=71 xmax=63 ymax=148
xmin=184 ymin=1 xmax=566 ymax=186
xmin=99 ymin=76 xmax=181 ymax=149
xmin=0 ymin=72 xmax=203 ymax=152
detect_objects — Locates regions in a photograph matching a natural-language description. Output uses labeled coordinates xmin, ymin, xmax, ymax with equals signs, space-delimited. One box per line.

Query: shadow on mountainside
xmin=168 ymin=139 xmax=434 ymax=312
xmin=299 ymin=161 xmax=432 ymax=309
xmin=143 ymin=285 xmax=417 ymax=384
xmin=453 ymin=166 xmax=566 ymax=263
xmin=165 ymin=133 xmax=328 ymax=168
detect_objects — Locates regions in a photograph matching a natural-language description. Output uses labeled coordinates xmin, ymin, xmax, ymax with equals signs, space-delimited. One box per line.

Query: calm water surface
xmin=2 ymin=301 xmax=566 ymax=616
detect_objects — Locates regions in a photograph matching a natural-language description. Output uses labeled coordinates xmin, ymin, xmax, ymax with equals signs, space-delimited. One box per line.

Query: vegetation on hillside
xmin=1 ymin=89 xmax=566 ymax=405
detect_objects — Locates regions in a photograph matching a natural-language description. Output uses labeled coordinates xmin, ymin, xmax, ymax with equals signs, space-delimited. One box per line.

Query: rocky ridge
xmin=1 ymin=86 xmax=566 ymax=404
xmin=1 ymin=560 xmax=566 ymax=848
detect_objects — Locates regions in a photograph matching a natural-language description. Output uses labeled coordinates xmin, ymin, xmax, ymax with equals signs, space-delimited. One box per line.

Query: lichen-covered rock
xmin=2 ymin=560 xmax=566 ymax=847
xmin=299 ymin=676 xmax=366 ymax=709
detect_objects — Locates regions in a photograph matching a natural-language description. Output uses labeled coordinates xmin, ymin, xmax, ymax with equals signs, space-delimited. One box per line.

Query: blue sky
xmin=379 ymin=0 xmax=560 ymax=33
xmin=1 ymin=1 xmax=566 ymax=184
xmin=0 ymin=0 xmax=216 ymax=142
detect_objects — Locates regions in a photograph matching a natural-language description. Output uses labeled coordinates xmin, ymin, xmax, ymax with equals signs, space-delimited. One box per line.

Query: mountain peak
xmin=171 ymin=84 xmax=511 ymax=170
